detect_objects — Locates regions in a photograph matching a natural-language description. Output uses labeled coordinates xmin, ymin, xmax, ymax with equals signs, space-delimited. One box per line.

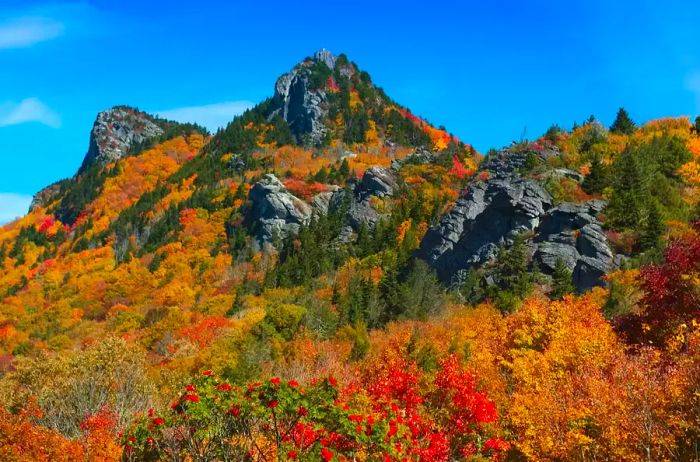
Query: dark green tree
xmin=640 ymin=201 xmax=664 ymax=251
xmin=550 ymin=257 xmax=574 ymax=300
xmin=349 ymin=322 xmax=370 ymax=360
xmin=610 ymin=107 xmax=636 ymax=135
xmin=582 ymin=155 xmax=610 ymax=194
xmin=607 ymin=148 xmax=649 ymax=229
xmin=338 ymin=159 xmax=350 ymax=178
xmin=695 ymin=115 xmax=700 ymax=133
xmin=487 ymin=234 xmax=534 ymax=312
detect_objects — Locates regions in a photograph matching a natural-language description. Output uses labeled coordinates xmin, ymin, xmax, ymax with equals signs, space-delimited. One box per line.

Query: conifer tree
xmin=550 ymin=257 xmax=574 ymax=300
xmin=610 ymin=107 xmax=636 ymax=135
xmin=582 ymin=155 xmax=610 ymax=194
xmin=339 ymin=159 xmax=350 ymax=178
xmin=640 ymin=202 xmax=664 ymax=250
xmin=607 ymin=149 xmax=649 ymax=228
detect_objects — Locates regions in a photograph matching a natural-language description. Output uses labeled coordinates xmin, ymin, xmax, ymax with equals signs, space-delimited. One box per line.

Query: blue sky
xmin=1 ymin=0 xmax=700 ymax=223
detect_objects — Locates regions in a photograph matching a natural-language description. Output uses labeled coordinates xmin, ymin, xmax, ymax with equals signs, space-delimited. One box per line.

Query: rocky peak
xmin=314 ymin=48 xmax=337 ymax=70
xmin=78 ymin=106 xmax=164 ymax=174
xmin=269 ymin=55 xmax=332 ymax=146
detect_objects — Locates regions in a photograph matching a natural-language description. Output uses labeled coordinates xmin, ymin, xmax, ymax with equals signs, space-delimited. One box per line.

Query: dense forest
xmin=1 ymin=51 xmax=699 ymax=461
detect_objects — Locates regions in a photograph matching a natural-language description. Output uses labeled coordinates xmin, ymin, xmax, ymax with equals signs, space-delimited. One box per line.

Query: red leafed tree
xmin=623 ymin=223 xmax=700 ymax=344
xmin=449 ymin=156 xmax=469 ymax=179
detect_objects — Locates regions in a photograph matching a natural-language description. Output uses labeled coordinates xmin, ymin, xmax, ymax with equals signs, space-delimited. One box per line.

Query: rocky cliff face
xmin=247 ymin=167 xmax=400 ymax=249
xmin=79 ymin=106 xmax=164 ymax=173
xmin=29 ymin=181 xmax=63 ymax=211
xmin=267 ymin=49 xmax=343 ymax=145
xmin=534 ymin=200 xmax=615 ymax=291
xmin=247 ymin=174 xmax=313 ymax=248
xmin=418 ymin=148 xmax=617 ymax=292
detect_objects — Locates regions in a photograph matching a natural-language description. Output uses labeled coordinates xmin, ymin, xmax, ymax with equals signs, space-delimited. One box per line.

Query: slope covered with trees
xmin=1 ymin=50 xmax=699 ymax=461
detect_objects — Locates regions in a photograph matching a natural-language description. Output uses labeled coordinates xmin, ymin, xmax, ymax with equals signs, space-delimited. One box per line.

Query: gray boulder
xmin=356 ymin=166 xmax=398 ymax=201
xmin=248 ymin=174 xmax=312 ymax=246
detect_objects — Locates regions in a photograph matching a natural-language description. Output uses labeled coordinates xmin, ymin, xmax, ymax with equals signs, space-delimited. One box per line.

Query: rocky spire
xmin=313 ymin=48 xmax=337 ymax=70
xmin=78 ymin=106 xmax=163 ymax=173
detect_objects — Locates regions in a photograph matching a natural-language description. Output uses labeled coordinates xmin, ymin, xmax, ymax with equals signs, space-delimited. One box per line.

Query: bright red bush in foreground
xmin=122 ymin=356 xmax=508 ymax=461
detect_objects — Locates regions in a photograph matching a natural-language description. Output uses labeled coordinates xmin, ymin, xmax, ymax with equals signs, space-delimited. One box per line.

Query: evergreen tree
xmin=459 ymin=267 xmax=484 ymax=304
xmin=695 ymin=115 xmax=700 ymax=133
xmin=226 ymin=288 xmax=245 ymax=317
xmin=338 ymin=159 xmax=350 ymax=178
xmin=313 ymin=167 xmax=328 ymax=182
xmin=610 ymin=107 xmax=636 ymax=135
xmin=550 ymin=257 xmax=574 ymax=300
xmin=487 ymin=234 xmax=534 ymax=312
xmin=349 ymin=322 xmax=370 ymax=360
xmin=640 ymin=201 xmax=664 ymax=250
xmin=582 ymin=155 xmax=610 ymax=194
xmin=607 ymin=148 xmax=649 ymax=229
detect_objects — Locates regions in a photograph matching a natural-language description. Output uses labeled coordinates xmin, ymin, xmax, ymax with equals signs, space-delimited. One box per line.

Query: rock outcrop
xmin=247 ymin=174 xmax=312 ymax=247
xmin=533 ymin=200 xmax=614 ymax=291
xmin=418 ymin=148 xmax=617 ymax=292
xmin=346 ymin=166 xmax=399 ymax=229
xmin=418 ymin=174 xmax=553 ymax=283
xmin=29 ymin=181 xmax=62 ymax=211
xmin=79 ymin=106 xmax=163 ymax=173
xmin=267 ymin=49 xmax=339 ymax=145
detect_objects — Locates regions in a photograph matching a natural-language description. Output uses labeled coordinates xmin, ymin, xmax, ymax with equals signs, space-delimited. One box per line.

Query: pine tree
xmin=610 ymin=107 xmax=636 ymax=135
xmin=607 ymin=148 xmax=649 ymax=229
xmin=349 ymin=322 xmax=370 ymax=360
xmin=226 ymin=288 xmax=245 ymax=317
xmin=582 ymin=155 xmax=609 ymax=194
xmin=640 ymin=201 xmax=664 ymax=250
xmin=339 ymin=159 xmax=350 ymax=178
xmin=487 ymin=234 xmax=534 ymax=312
xmin=695 ymin=115 xmax=700 ymax=133
xmin=550 ymin=257 xmax=574 ymax=300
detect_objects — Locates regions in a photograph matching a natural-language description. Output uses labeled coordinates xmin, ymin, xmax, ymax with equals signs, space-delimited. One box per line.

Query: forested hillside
xmin=1 ymin=50 xmax=699 ymax=461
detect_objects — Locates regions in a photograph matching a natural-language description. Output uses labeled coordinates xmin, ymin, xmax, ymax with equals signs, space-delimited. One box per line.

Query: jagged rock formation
xmin=29 ymin=181 xmax=62 ymax=211
xmin=79 ymin=106 xmax=163 ymax=173
xmin=418 ymin=170 xmax=553 ymax=282
xmin=534 ymin=200 xmax=615 ymax=291
xmin=267 ymin=49 xmax=341 ymax=145
xmin=246 ymin=166 xmax=400 ymax=246
xmin=418 ymin=148 xmax=617 ymax=292
xmin=247 ymin=174 xmax=312 ymax=247
xmin=346 ymin=166 xmax=399 ymax=229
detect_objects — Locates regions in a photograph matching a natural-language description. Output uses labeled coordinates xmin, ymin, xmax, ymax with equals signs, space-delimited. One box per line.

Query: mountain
xmin=1 ymin=50 xmax=700 ymax=461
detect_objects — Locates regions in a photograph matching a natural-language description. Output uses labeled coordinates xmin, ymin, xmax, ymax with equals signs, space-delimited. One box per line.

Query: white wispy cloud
xmin=0 ymin=16 xmax=64 ymax=49
xmin=0 ymin=193 xmax=32 ymax=225
xmin=155 ymin=101 xmax=255 ymax=132
xmin=0 ymin=98 xmax=61 ymax=128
